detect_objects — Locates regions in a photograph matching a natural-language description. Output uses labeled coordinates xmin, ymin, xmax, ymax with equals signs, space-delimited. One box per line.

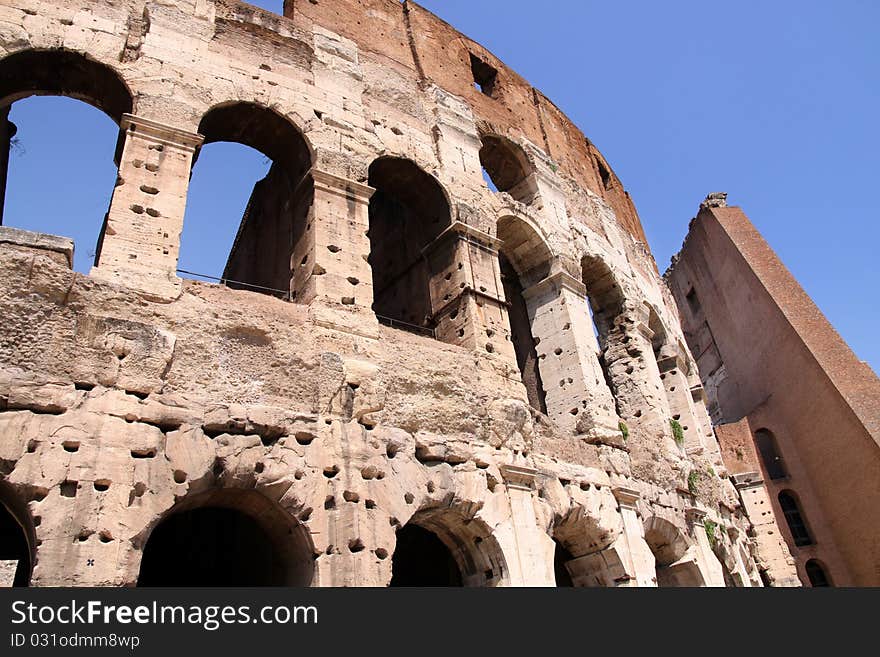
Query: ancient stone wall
xmin=0 ymin=0 xmax=780 ymax=586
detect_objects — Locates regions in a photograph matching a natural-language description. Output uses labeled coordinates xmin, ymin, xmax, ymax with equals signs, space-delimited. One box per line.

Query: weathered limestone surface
xmin=0 ymin=0 xmax=781 ymax=587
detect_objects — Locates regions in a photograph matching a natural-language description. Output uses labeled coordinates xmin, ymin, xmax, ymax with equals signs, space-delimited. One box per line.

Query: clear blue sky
xmin=3 ymin=1 xmax=877 ymax=373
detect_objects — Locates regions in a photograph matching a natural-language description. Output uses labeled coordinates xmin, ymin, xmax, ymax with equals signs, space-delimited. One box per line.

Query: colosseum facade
xmin=0 ymin=0 xmax=799 ymax=587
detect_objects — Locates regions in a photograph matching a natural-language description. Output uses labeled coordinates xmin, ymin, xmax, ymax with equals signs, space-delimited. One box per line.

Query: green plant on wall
xmin=670 ymin=418 xmax=685 ymax=446
xmin=704 ymin=519 xmax=718 ymax=549
xmin=687 ymin=469 xmax=699 ymax=494
xmin=618 ymin=421 xmax=629 ymax=441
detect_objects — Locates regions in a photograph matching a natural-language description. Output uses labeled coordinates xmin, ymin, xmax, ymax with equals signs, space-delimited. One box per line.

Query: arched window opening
xmin=367 ymin=157 xmax=451 ymax=334
xmin=755 ymin=429 xmax=787 ymax=480
xmin=389 ymin=509 xmax=506 ymax=587
xmin=0 ymin=486 xmax=34 ymax=587
xmin=777 ymin=491 xmax=813 ymax=547
xmin=0 ymin=50 xmax=133 ymax=272
xmin=581 ymin=255 xmax=625 ymax=399
xmin=804 ymin=559 xmax=831 ymax=587
xmin=137 ymin=489 xmax=313 ymax=586
xmin=647 ymin=306 xmax=672 ymax=366
xmin=478 ymin=135 xmax=537 ymax=205
xmin=644 ymin=517 xmax=703 ymax=587
xmin=180 ymin=102 xmax=313 ymax=300
xmin=496 ymin=216 xmax=552 ymax=414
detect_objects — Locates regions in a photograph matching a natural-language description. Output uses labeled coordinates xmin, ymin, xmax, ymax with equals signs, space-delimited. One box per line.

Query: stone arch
xmin=367 ymin=156 xmax=453 ymax=334
xmin=551 ymin=502 xmax=621 ymax=587
xmin=580 ymin=254 xmax=625 ymax=338
xmin=496 ymin=214 xmax=554 ymax=413
xmin=478 ymin=134 xmax=538 ymax=204
xmin=390 ymin=505 xmax=508 ymax=587
xmin=0 ymin=49 xmax=134 ymax=262
xmin=186 ymin=101 xmax=315 ymax=298
xmin=0 ymin=49 xmax=134 ymax=122
xmin=135 ymin=488 xmax=315 ymax=587
xmin=643 ymin=516 xmax=704 ymax=587
xmin=0 ymin=481 xmax=35 ymax=587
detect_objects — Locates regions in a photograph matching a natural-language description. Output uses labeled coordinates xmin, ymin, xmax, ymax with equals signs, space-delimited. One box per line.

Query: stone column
xmin=0 ymin=107 xmax=15 ymax=225
xmin=612 ymin=486 xmax=656 ymax=586
xmin=91 ymin=114 xmax=203 ymax=300
xmin=423 ymin=222 xmax=513 ymax=358
xmin=305 ymin=170 xmax=379 ymax=339
xmin=499 ymin=464 xmax=555 ymax=586
xmin=731 ymin=472 xmax=801 ymax=587
xmin=657 ymin=347 xmax=711 ymax=455
xmin=523 ymin=271 xmax=619 ymax=440
xmin=686 ymin=507 xmax=725 ymax=587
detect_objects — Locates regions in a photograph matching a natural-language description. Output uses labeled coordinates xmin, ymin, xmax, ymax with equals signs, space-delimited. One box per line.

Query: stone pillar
xmin=91 ymin=114 xmax=203 ymax=300
xmin=731 ymin=472 xmax=801 ymax=587
xmin=657 ymin=347 xmax=711 ymax=455
xmin=423 ymin=222 xmax=513 ymax=357
xmin=499 ymin=464 xmax=555 ymax=586
xmin=0 ymin=106 xmax=15 ymax=225
xmin=523 ymin=272 xmax=619 ymax=439
xmin=686 ymin=508 xmax=726 ymax=587
xmin=612 ymin=486 xmax=656 ymax=587
xmin=305 ymin=170 xmax=379 ymax=338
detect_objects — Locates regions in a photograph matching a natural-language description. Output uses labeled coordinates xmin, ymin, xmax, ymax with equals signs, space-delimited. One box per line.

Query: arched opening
xmin=581 ymin=255 xmax=625 ymax=411
xmin=478 ymin=135 xmax=537 ymax=205
xmin=643 ymin=516 xmax=704 ymax=587
xmin=137 ymin=489 xmax=313 ymax=586
xmin=389 ymin=524 xmax=462 ymax=586
xmin=0 ymin=484 xmax=34 ymax=587
xmin=389 ymin=508 xmax=506 ymax=587
xmin=777 ymin=490 xmax=813 ymax=547
xmin=754 ymin=428 xmax=787 ymax=480
xmin=804 ymin=559 xmax=831 ymax=587
xmin=180 ymin=102 xmax=313 ymax=300
xmin=496 ymin=216 xmax=552 ymax=413
xmin=367 ymin=157 xmax=451 ymax=334
xmin=550 ymin=505 xmax=619 ymax=587
xmin=0 ymin=49 xmax=133 ymax=272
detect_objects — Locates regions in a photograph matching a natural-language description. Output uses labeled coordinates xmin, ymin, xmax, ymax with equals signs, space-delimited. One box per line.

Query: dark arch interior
xmin=500 ymin=252 xmax=546 ymax=413
xmin=778 ymin=491 xmax=813 ymax=547
xmin=479 ymin=135 xmax=536 ymax=204
xmin=805 ymin=559 xmax=830 ymax=587
xmin=137 ymin=502 xmax=313 ymax=587
xmin=390 ymin=523 xmax=463 ymax=587
xmin=755 ymin=429 xmax=787 ymax=480
xmin=0 ymin=499 xmax=31 ymax=587
xmin=553 ymin=539 xmax=574 ymax=587
xmin=368 ymin=157 xmax=451 ymax=332
xmin=184 ymin=102 xmax=314 ymax=298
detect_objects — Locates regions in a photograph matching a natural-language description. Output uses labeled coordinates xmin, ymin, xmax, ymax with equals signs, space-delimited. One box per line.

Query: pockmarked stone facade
xmin=0 ymin=0 xmax=798 ymax=586
xmin=666 ymin=194 xmax=880 ymax=587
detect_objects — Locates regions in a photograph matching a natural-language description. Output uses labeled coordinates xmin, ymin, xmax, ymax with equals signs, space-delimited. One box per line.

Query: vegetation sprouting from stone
xmin=619 ymin=420 xmax=629 ymax=441
xmin=670 ymin=418 xmax=685 ymax=446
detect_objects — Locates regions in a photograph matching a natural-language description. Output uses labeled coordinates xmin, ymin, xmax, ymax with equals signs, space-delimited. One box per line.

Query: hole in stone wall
xmin=469 ymin=53 xmax=497 ymax=97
